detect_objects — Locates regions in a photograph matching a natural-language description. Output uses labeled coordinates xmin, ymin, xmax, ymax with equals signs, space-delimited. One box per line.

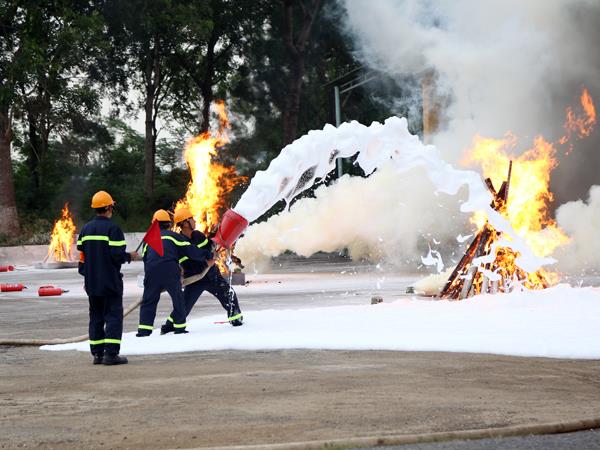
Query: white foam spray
xmin=234 ymin=117 xmax=553 ymax=273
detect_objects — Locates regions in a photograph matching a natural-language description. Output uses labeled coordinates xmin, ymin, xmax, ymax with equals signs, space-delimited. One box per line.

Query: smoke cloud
xmin=555 ymin=185 xmax=600 ymax=274
xmin=238 ymin=1 xmax=600 ymax=276
xmin=341 ymin=0 xmax=600 ymax=164
xmin=236 ymin=164 xmax=469 ymax=271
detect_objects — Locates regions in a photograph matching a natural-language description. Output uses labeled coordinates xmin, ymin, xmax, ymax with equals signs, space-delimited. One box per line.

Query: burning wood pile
xmin=438 ymin=87 xmax=597 ymax=300
xmin=440 ymin=161 xmax=550 ymax=299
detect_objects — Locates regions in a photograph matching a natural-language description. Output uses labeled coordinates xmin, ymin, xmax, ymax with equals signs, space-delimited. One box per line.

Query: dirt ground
xmin=1 ymin=256 xmax=600 ymax=449
xmin=2 ymin=347 xmax=600 ymax=449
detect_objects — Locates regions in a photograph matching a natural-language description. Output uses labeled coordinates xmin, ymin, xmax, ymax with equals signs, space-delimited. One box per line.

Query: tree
xmin=9 ymin=2 xmax=103 ymax=214
xmin=102 ymin=0 xmax=212 ymax=197
xmin=167 ymin=0 xmax=267 ymax=135
xmin=0 ymin=2 xmax=24 ymax=234
xmin=280 ymin=0 xmax=322 ymax=145
xmin=227 ymin=0 xmax=398 ymax=174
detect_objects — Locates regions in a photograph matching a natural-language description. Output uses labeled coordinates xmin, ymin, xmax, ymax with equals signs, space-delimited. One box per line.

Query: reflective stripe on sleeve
xmin=108 ymin=240 xmax=127 ymax=247
xmin=196 ymin=238 xmax=209 ymax=248
xmin=161 ymin=235 xmax=191 ymax=246
xmin=179 ymin=256 xmax=189 ymax=263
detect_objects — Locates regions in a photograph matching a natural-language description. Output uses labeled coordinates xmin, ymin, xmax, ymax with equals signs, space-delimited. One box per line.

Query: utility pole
xmin=334 ymin=85 xmax=342 ymax=177
xmin=330 ymin=69 xmax=378 ymax=178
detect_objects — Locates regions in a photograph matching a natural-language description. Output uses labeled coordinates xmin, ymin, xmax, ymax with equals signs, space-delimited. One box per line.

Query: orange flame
xmin=176 ymin=100 xmax=246 ymax=234
xmin=47 ymin=203 xmax=76 ymax=262
xmin=465 ymin=134 xmax=569 ymax=258
xmin=559 ymin=87 xmax=596 ymax=153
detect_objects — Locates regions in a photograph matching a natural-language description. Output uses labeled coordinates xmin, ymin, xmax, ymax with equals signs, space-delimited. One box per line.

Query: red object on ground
xmin=38 ymin=286 xmax=68 ymax=296
xmin=1 ymin=283 xmax=26 ymax=292
xmin=0 ymin=265 xmax=15 ymax=272
xmin=213 ymin=209 xmax=249 ymax=249
xmin=142 ymin=219 xmax=164 ymax=256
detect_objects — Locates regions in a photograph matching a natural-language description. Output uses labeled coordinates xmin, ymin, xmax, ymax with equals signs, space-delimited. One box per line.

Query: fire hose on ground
xmin=200 ymin=417 xmax=600 ymax=450
xmin=0 ymin=268 xmax=210 ymax=347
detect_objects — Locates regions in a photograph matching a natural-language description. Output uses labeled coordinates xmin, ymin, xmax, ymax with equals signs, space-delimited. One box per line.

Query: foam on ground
xmin=44 ymin=284 xmax=600 ymax=359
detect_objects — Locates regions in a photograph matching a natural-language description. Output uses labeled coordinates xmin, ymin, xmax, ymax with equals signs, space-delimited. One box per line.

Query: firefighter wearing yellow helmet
xmin=77 ymin=190 xmax=138 ymax=365
xmin=136 ymin=208 xmax=212 ymax=337
xmin=159 ymin=206 xmax=243 ymax=335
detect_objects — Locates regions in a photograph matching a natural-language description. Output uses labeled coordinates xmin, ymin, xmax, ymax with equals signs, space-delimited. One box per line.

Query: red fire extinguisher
xmin=38 ymin=285 xmax=69 ymax=296
xmin=1 ymin=283 xmax=26 ymax=292
xmin=0 ymin=265 xmax=15 ymax=272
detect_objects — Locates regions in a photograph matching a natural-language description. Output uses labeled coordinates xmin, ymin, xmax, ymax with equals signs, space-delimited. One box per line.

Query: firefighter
xmin=136 ymin=209 xmax=212 ymax=337
xmin=77 ymin=190 xmax=138 ymax=366
xmin=160 ymin=207 xmax=243 ymax=335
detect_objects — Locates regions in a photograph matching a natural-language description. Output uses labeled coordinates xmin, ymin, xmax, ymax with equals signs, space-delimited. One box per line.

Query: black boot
xmin=174 ymin=328 xmax=189 ymax=334
xmin=136 ymin=329 xmax=152 ymax=337
xmin=102 ymin=353 xmax=128 ymax=365
xmin=92 ymin=354 xmax=103 ymax=365
xmin=229 ymin=310 xmax=243 ymax=327
xmin=160 ymin=322 xmax=175 ymax=335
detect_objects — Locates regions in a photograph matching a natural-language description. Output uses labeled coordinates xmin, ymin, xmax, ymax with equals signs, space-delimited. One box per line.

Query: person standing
xmin=136 ymin=209 xmax=212 ymax=337
xmin=77 ymin=191 xmax=137 ymax=365
xmin=160 ymin=207 xmax=243 ymax=335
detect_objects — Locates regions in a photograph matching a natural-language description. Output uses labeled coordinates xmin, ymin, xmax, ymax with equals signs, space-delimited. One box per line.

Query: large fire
xmin=47 ymin=203 xmax=76 ymax=262
xmin=459 ymin=87 xmax=596 ymax=293
xmin=175 ymin=101 xmax=246 ymax=235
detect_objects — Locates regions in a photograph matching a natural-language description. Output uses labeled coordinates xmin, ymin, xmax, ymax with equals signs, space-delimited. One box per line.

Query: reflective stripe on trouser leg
xmin=139 ymin=270 xmax=163 ymax=335
xmin=204 ymin=272 xmax=242 ymax=320
xmin=104 ymin=294 xmax=123 ymax=354
xmin=88 ymin=295 xmax=106 ymax=356
xmin=166 ymin=315 xmax=185 ymax=328
xmin=164 ymin=272 xmax=187 ymax=330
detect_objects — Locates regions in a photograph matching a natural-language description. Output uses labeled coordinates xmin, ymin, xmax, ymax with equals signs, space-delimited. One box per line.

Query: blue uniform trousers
xmin=89 ymin=294 xmax=123 ymax=355
xmin=139 ymin=264 xmax=187 ymax=331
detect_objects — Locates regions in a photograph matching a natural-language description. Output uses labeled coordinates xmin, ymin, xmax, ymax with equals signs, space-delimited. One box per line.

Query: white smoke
xmin=555 ymin=185 xmax=600 ymax=274
xmin=237 ymin=0 xmax=600 ymax=276
xmin=342 ymin=0 xmax=600 ymax=156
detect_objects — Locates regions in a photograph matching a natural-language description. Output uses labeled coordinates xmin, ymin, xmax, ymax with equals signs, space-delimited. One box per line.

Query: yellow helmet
xmin=152 ymin=209 xmax=171 ymax=222
xmin=173 ymin=207 xmax=194 ymax=224
xmin=91 ymin=191 xmax=115 ymax=208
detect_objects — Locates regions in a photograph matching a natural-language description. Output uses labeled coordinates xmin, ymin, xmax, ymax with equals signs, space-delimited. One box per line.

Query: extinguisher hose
xmin=0 ymin=298 xmax=142 ymax=347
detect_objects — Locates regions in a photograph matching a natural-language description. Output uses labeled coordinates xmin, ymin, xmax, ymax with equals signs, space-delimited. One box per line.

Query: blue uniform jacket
xmin=181 ymin=230 xmax=218 ymax=280
xmin=77 ymin=216 xmax=131 ymax=296
xmin=142 ymin=229 xmax=212 ymax=273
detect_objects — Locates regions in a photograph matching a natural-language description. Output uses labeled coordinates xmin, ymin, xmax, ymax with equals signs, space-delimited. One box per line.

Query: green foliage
xmin=5 ymin=0 xmax=414 ymax=242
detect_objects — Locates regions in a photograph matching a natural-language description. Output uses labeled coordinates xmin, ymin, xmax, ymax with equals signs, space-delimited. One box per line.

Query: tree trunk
xmin=143 ymin=86 xmax=155 ymax=197
xmin=143 ymin=40 xmax=160 ymax=198
xmin=283 ymin=56 xmax=305 ymax=145
xmin=281 ymin=0 xmax=321 ymax=145
xmin=200 ymin=27 xmax=219 ymax=133
xmin=0 ymin=110 xmax=21 ymax=235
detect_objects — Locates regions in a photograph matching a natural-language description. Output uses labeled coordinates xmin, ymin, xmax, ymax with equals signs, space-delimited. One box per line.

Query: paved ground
xmin=1 ymin=254 xmax=600 ymax=449
xmin=359 ymin=429 xmax=600 ymax=450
